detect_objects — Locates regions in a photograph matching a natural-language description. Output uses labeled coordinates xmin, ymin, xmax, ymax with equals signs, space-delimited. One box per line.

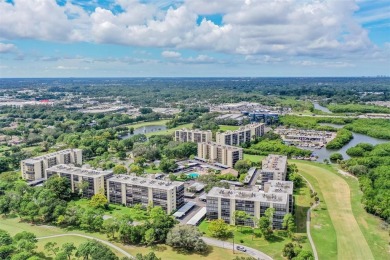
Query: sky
xmin=0 ymin=0 xmax=389 ymax=77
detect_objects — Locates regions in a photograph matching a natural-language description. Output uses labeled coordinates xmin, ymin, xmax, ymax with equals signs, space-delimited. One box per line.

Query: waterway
xmin=120 ymin=125 xmax=166 ymax=139
xmin=313 ymin=102 xmax=332 ymax=113
xmin=306 ymin=123 xmax=389 ymax=161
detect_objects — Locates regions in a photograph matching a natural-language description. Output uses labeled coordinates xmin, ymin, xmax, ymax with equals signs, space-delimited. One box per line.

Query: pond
xmin=120 ymin=125 xmax=167 ymax=139
xmin=313 ymin=102 xmax=332 ymax=113
xmin=305 ymin=123 xmax=389 ymax=161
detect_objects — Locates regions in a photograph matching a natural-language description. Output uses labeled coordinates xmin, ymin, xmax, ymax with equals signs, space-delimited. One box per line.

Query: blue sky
xmin=0 ymin=0 xmax=389 ymax=77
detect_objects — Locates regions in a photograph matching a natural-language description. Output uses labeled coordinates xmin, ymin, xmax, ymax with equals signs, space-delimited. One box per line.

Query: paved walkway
xmin=202 ymin=237 xmax=273 ymax=260
xmin=298 ymin=174 xmax=319 ymax=260
xmin=37 ymin=234 xmax=133 ymax=259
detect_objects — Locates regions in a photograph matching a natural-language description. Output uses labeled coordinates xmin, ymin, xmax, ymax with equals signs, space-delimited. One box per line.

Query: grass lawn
xmin=292 ymin=160 xmax=376 ymax=260
xmin=0 ymin=217 xmax=245 ymax=260
xmin=243 ymin=153 xmax=265 ymax=163
xmin=339 ymin=167 xmax=389 ymax=260
xmin=145 ymin=123 xmax=193 ymax=137
xmin=199 ymin=221 xmax=311 ymax=260
xmin=73 ymin=199 xmax=148 ymax=220
xmin=219 ymin=125 xmax=240 ymax=131
xmin=126 ymin=120 xmax=169 ymax=129
xmin=144 ymin=166 xmax=161 ymax=174
xmin=293 ymin=182 xmax=312 ymax=233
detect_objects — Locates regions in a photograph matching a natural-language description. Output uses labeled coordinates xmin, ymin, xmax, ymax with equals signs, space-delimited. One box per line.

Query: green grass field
xmin=243 ymin=153 xmax=265 ymax=163
xmin=293 ymin=160 xmax=380 ymax=260
xmin=0 ymin=217 xmax=245 ymax=260
xmin=219 ymin=125 xmax=240 ymax=131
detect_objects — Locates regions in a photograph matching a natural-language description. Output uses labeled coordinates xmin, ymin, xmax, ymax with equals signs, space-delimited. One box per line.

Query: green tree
xmin=76 ymin=240 xmax=118 ymax=260
xmin=234 ymin=210 xmax=252 ymax=229
xmin=89 ymin=193 xmax=108 ymax=209
xmin=329 ymin=153 xmax=343 ymax=162
xmin=59 ymin=242 xmax=76 ymax=260
xmin=159 ymin=158 xmax=177 ymax=173
xmin=113 ymin=165 xmax=128 ymax=174
xmin=208 ymin=219 xmax=233 ymax=240
xmin=282 ymin=213 xmax=296 ymax=238
xmin=134 ymin=252 xmax=161 ymax=260
xmin=144 ymin=228 xmax=156 ymax=246
xmin=44 ymin=241 xmax=59 ymax=256
xmin=234 ymin=160 xmax=251 ymax=174
xmin=102 ymin=218 xmax=120 ymax=238
xmin=166 ymin=225 xmax=208 ymax=253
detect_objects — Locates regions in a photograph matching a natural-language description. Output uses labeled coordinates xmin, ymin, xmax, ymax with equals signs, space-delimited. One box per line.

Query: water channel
xmin=313 ymin=102 xmax=332 ymax=113
xmin=305 ymin=123 xmax=389 ymax=161
xmin=120 ymin=125 xmax=167 ymax=139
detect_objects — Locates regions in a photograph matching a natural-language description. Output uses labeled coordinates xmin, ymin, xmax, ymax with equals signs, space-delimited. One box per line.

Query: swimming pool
xmin=186 ymin=172 xmax=200 ymax=179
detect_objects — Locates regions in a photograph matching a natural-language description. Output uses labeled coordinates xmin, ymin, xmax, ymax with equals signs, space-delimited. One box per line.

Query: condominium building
xmin=264 ymin=180 xmax=294 ymax=213
xmin=175 ymin=128 xmax=212 ymax=143
xmin=206 ymin=186 xmax=292 ymax=229
xmin=20 ymin=149 xmax=83 ymax=180
xmin=197 ymin=142 xmax=243 ymax=168
xmin=216 ymin=123 xmax=265 ymax=146
xmin=258 ymin=154 xmax=288 ymax=184
xmin=106 ymin=175 xmax=185 ymax=214
xmin=45 ymin=164 xmax=113 ymax=198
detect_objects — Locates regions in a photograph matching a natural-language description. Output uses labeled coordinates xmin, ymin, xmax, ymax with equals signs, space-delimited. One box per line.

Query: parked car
xmin=236 ymin=246 xmax=247 ymax=252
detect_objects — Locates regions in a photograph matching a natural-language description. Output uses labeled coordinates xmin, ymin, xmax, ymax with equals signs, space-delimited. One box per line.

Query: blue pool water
xmin=187 ymin=172 xmax=200 ymax=179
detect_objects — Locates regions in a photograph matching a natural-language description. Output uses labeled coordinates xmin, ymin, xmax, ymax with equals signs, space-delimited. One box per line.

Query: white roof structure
xmin=187 ymin=207 xmax=207 ymax=226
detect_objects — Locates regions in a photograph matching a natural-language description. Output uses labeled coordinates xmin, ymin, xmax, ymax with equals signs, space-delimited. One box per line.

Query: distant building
xmin=258 ymin=155 xmax=288 ymax=184
xmin=206 ymin=185 xmax=292 ymax=229
xmin=175 ymin=128 xmax=212 ymax=143
xmin=20 ymin=149 xmax=82 ymax=181
xmin=197 ymin=142 xmax=243 ymax=168
xmin=46 ymin=164 xmax=113 ymax=198
xmin=216 ymin=123 xmax=265 ymax=146
xmin=106 ymin=175 xmax=185 ymax=214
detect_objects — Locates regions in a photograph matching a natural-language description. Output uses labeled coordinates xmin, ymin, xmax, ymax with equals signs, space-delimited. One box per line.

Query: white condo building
xmin=175 ymin=128 xmax=212 ymax=143
xmin=216 ymin=123 xmax=265 ymax=146
xmin=197 ymin=141 xmax=243 ymax=168
xmin=21 ymin=149 xmax=82 ymax=180
xmin=46 ymin=164 xmax=113 ymax=198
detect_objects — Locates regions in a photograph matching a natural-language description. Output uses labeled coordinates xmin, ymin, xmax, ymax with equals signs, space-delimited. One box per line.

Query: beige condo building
xmin=106 ymin=175 xmax=185 ymax=214
xmin=206 ymin=185 xmax=292 ymax=229
xmin=46 ymin=164 xmax=113 ymax=198
xmin=258 ymin=154 xmax=288 ymax=184
xmin=175 ymin=128 xmax=212 ymax=143
xmin=20 ymin=149 xmax=83 ymax=181
xmin=197 ymin=141 xmax=243 ymax=168
xmin=216 ymin=123 xmax=265 ymax=146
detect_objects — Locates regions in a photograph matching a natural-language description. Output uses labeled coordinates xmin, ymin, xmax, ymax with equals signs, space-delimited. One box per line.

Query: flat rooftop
xmin=207 ymin=187 xmax=288 ymax=204
xmin=262 ymin=154 xmax=287 ymax=172
xmin=22 ymin=149 xmax=82 ymax=163
xmin=176 ymin=128 xmax=212 ymax=133
xmin=219 ymin=123 xmax=264 ymax=135
xmin=108 ymin=174 xmax=183 ymax=190
xmin=265 ymin=180 xmax=293 ymax=195
xmin=201 ymin=141 xmax=243 ymax=151
xmin=46 ymin=164 xmax=112 ymax=178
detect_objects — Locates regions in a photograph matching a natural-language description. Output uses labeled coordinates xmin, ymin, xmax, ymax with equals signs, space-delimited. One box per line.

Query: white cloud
xmin=0 ymin=0 xmax=386 ymax=61
xmin=162 ymin=51 xmax=181 ymax=58
xmin=0 ymin=42 xmax=16 ymax=53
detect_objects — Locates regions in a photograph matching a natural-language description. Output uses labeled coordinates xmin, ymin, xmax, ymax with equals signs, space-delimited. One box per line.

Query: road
xmin=37 ymin=234 xmax=133 ymax=259
xmin=202 ymin=237 xmax=273 ymax=260
xmin=298 ymin=174 xmax=319 ymax=260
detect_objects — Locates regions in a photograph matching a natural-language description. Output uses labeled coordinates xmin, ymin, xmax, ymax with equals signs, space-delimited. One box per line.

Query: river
xmin=120 ymin=125 xmax=167 ymax=139
xmin=306 ymin=123 xmax=389 ymax=161
xmin=313 ymin=102 xmax=332 ymax=113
